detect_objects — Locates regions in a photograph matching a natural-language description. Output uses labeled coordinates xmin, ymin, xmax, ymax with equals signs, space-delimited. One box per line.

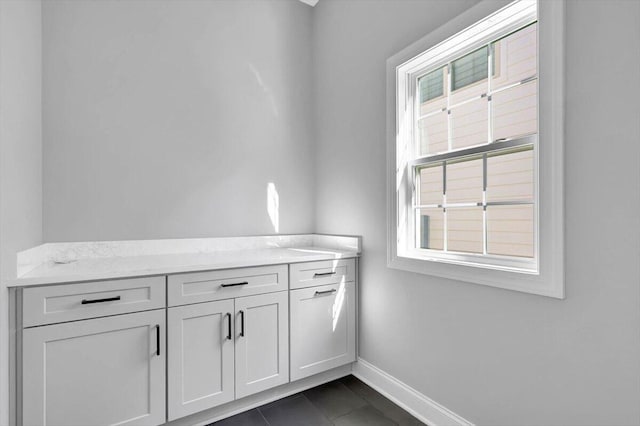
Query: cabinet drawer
xmin=22 ymin=276 xmax=166 ymax=327
xmin=289 ymin=258 xmax=356 ymax=290
xmin=167 ymin=265 xmax=288 ymax=307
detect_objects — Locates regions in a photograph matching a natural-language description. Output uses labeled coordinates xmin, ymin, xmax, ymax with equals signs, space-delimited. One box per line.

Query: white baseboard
xmin=352 ymin=358 xmax=474 ymax=426
xmin=168 ymin=359 xmax=472 ymax=426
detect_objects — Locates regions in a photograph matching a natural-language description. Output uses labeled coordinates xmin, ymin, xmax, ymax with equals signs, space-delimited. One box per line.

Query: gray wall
xmin=313 ymin=0 xmax=640 ymax=425
xmin=43 ymin=0 xmax=315 ymax=242
xmin=14 ymin=0 xmax=640 ymax=424
xmin=0 ymin=1 xmax=43 ymax=424
xmin=0 ymin=0 xmax=43 ymax=281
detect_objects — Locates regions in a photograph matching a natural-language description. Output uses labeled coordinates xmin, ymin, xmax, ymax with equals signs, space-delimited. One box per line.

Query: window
xmin=388 ymin=0 xmax=564 ymax=298
xmin=412 ymin=8 xmax=538 ymax=272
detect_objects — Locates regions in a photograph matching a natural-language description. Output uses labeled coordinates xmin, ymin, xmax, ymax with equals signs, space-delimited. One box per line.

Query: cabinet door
xmin=167 ymin=299 xmax=235 ymax=420
xmin=22 ymin=310 xmax=166 ymax=426
xmin=235 ymin=291 xmax=289 ymax=399
xmin=290 ymin=281 xmax=356 ymax=381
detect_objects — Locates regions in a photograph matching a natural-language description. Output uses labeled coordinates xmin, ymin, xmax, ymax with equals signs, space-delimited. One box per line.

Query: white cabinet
xmin=22 ymin=309 xmax=166 ymax=426
xmin=167 ymin=291 xmax=289 ymax=418
xmin=290 ymin=281 xmax=356 ymax=381
xmin=235 ymin=291 xmax=289 ymax=398
xmin=16 ymin=256 xmax=357 ymax=426
xmin=167 ymin=299 xmax=235 ymax=421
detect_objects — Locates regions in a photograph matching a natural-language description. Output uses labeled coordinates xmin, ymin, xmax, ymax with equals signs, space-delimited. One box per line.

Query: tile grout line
xmin=256 ymin=407 xmax=271 ymax=426
xmin=341 ymin=377 xmax=420 ymax=425
xmin=307 ymin=379 xmax=398 ymax=426
xmin=301 ymin=393 xmax=333 ymax=424
xmin=329 ymin=403 xmax=370 ymax=425
xmin=305 ymin=380 xmax=365 ymax=425
xmin=216 ymin=377 xmax=418 ymax=426
xmin=307 ymin=395 xmax=351 ymax=425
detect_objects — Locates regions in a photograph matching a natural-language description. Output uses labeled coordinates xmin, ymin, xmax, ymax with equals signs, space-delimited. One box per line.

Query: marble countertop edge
xmin=7 ymin=246 xmax=360 ymax=288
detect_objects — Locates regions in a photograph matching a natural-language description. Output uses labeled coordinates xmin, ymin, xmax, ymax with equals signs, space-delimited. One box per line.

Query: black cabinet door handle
xmin=239 ymin=310 xmax=245 ymax=337
xmin=81 ymin=296 xmax=121 ymax=304
xmin=220 ymin=281 xmax=249 ymax=288
xmin=315 ymin=289 xmax=337 ymax=296
xmin=226 ymin=313 xmax=232 ymax=340
xmin=155 ymin=324 xmax=161 ymax=356
xmin=313 ymin=272 xmax=336 ymax=277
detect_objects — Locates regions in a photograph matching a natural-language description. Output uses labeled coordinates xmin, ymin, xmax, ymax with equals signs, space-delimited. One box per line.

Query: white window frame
xmin=387 ymin=0 xmax=564 ymax=298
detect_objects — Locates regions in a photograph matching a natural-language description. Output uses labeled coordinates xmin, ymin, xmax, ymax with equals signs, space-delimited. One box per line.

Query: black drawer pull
xmin=315 ymin=289 xmax=337 ymax=296
xmin=239 ymin=310 xmax=245 ymax=337
xmin=313 ymin=272 xmax=336 ymax=278
xmin=155 ymin=324 xmax=161 ymax=356
xmin=81 ymin=296 xmax=121 ymax=305
xmin=226 ymin=313 xmax=232 ymax=340
xmin=221 ymin=281 xmax=249 ymax=288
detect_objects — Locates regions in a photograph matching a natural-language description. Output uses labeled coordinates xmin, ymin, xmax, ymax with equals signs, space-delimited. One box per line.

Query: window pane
xmin=450 ymin=97 xmax=488 ymax=149
xmin=418 ymin=208 xmax=444 ymax=250
xmin=491 ymin=23 xmax=537 ymax=90
xmin=447 ymin=207 xmax=483 ymax=254
xmin=446 ymin=157 xmax=483 ymax=204
xmin=487 ymin=204 xmax=534 ymax=258
xmin=419 ymin=67 xmax=444 ymax=104
xmin=486 ymin=148 xmax=534 ymax=202
xmin=451 ymin=47 xmax=488 ymax=91
xmin=418 ymin=112 xmax=448 ymax=155
xmin=419 ymin=164 xmax=443 ymax=206
xmin=492 ymin=80 xmax=537 ymax=141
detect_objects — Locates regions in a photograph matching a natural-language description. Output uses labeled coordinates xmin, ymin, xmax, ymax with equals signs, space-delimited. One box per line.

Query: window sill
xmin=400 ymin=248 xmax=538 ymax=275
xmin=388 ymin=251 xmax=562 ymax=299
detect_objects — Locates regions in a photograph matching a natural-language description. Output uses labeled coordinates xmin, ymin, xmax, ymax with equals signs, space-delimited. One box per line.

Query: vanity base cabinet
xmin=167 ymin=299 xmax=235 ymax=421
xmin=235 ymin=291 xmax=289 ymax=399
xmin=15 ymin=256 xmax=358 ymax=426
xmin=289 ymin=281 xmax=356 ymax=381
xmin=22 ymin=309 xmax=166 ymax=426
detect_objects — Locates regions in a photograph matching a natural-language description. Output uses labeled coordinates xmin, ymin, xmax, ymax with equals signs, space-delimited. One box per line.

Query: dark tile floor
xmin=211 ymin=375 xmax=426 ymax=426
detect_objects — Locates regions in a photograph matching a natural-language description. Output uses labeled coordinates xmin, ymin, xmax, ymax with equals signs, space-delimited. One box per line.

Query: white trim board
xmin=352 ymin=358 xmax=474 ymax=426
xmin=167 ymin=358 xmax=473 ymax=426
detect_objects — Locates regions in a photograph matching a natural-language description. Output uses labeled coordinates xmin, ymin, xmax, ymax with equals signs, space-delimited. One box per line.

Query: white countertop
xmin=7 ymin=246 xmax=358 ymax=287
